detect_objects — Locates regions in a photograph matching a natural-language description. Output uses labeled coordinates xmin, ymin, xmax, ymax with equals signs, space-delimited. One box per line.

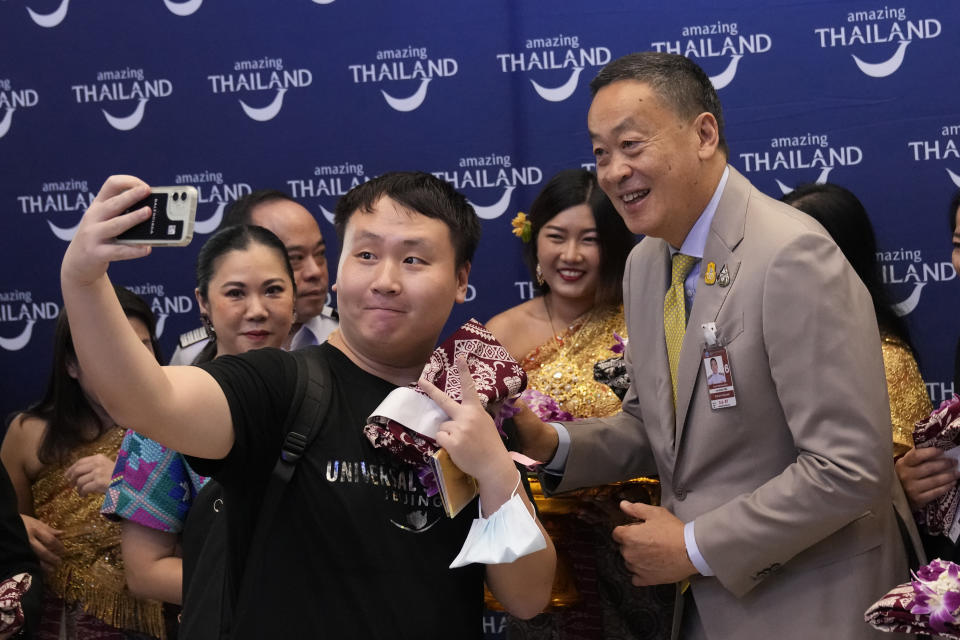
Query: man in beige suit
xmin=521 ymin=52 xmax=911 ymax=638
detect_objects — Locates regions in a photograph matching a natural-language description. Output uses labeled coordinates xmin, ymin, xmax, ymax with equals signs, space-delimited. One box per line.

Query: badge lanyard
xmin=701 ymin=321 xmax=737 ymax=409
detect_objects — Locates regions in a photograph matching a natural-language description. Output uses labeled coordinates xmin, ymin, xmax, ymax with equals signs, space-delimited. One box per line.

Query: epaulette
xmin=178 ymin=326 xmax=209 ymax=348
xmin=321 ymin=305 xmax=339 ymax=321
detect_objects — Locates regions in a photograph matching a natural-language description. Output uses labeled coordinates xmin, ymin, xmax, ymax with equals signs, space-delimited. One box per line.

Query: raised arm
xmin=60 ymin=175 xmax=232 ymax=458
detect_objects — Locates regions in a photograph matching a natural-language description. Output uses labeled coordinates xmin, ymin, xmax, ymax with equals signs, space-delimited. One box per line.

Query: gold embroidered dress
xmin=31 ymin=427 xmax=164 ymax=639
xmin=882 ymin=332 xmax=933 ymax=456
xmin=522 ymin=305 xmax=626 ymax=419
xmin=512 ymin=304 xmax=672 ymax=639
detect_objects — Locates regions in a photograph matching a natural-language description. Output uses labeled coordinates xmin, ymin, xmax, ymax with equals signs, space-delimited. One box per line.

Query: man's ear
xmin=694 ymin=112 xmax=720 ymax=160
xmin=454 ymin=262 xmax=471 ymax=304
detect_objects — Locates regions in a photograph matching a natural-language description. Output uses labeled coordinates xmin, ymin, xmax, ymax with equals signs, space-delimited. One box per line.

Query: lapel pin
xmin=718 ymin=264 xmax=731 ymax=287
xmin=704 ymin=261 xmax=717 ymax=285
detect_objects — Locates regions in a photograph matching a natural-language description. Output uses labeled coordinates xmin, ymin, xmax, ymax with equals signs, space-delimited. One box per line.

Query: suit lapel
xmin=640 ymin=240 xmax=680 ymax=448
xmin=673 ymin=167 xmax=750 ymax=447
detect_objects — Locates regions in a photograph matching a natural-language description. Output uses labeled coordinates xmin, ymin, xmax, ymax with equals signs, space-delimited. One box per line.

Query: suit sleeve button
xmin=675 ymin=488 xmax=687 ymax=501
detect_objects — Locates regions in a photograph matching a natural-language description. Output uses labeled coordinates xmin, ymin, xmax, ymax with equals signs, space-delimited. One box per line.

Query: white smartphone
xmin=116 ymin=186 xmax=198 ymax=246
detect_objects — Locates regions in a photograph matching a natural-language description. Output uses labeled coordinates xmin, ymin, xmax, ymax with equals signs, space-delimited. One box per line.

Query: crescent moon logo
xmin=0 ymin=320 xmax=35 ymax=351
xmin=776 ymin=166 xmax=834 ymax=195
xmin=381 ymin=78 xmax=431 ymax=112
xmin=0 ymin=108 xmax=14 ymax=139
xmin=389 ymin=514 xmax=441 ymax=533
xmin=26 ymin=0 xmax=69 ymax=28
xmin=47 ymin=218 xmax=80 ymax=241
xmin=891 ymin=282 xmax=926 ymax=317
xmin=814 ymin=166 xmax=834 ymax=184
xmin=852 ymin=40 xmax=910 ymax=78
xmin=102 ymin=98 xmax=148 ymax=131
xmin=239 ymin=88 xmax=287 ymax=122
xmin=468 ymin=186 xmax=515 ymax=220
xmin=709 ymin=55 xmax=742 ymax=90
xmin=319 ymin=205 xmax=336 ymax=224
xmin=154 ymin=312 xmax=168 ymax=338
xmin=530 ymin=67 xmax=583 ymax=103
xmin=194 ymin=202 xmax=225 ymax=234
xmin=947 ymin=168 xmax=960 ymax=189
xmin=163 ymin=0 xmax=203 ymax=16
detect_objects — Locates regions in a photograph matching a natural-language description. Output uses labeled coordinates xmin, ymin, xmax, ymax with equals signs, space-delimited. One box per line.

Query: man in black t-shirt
xmin=60 ymin=172 xmax=556 ymax=639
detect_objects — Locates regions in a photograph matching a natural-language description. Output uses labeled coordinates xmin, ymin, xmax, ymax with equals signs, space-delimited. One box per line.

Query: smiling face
xmin=197 ymin=243 xmax=296 ymax=357
xmin=588 ymin=79 xmax=721 ymax=247
xmin=250 ymin=200 xmax=328 ymax=322
xmin=334 ymin=196 xmax=469 ymax=371
xmin=535 ymin=203 xmax=601 ymax=307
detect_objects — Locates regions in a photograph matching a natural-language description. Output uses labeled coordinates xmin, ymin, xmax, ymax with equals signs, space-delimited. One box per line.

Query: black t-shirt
xmin=188 ymin=343 xmax=483 ymax=639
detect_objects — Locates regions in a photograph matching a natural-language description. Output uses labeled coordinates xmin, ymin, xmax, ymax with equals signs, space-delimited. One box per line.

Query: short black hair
xmin=333 ymin=172 xmax=481 ymax=269
xmin=524 ymin=169 xmax=635 ymax=306
xmin=221 ymin=189 xmax=296 ymax=229
xmin=590 ymin=52 xmax=728 ymax=156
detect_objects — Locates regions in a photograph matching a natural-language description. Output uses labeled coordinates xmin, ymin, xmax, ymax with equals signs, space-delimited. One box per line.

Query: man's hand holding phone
xmin=116 ymin=185 xmax=197 ymax=246
xmin=61 ymin=176 xmax=156 ymax=288
xmin=61 ymin=176 xmax=198 ymax=289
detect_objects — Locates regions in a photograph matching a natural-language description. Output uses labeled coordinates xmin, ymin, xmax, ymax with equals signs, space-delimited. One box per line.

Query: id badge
xmin=702 ymin=345 xmax=736 ymax=409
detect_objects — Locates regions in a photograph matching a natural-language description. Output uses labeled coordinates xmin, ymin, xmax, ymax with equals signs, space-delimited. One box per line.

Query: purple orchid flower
xmin=909 ymin=559 xmax=960 ymax=633
xmin=418 ymin=466 xmax=439 ymax=497
xmin=611 ymin=332 xmax=627 ymax=355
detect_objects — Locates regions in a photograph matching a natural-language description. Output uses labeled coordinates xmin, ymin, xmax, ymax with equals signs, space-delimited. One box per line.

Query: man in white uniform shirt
xmin=705 ymin=358 xmax=725 ymax=385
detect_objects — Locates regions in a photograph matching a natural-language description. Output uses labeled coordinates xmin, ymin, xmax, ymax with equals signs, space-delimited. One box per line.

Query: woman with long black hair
xmin=1 ymin=286 xmax=165 ymax=639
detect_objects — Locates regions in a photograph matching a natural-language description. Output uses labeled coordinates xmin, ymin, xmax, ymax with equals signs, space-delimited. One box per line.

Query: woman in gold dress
xmin=1 ymin=287 xmax=166 ymax=639
xmin=488 ymin=169 xmax=673 ymax=640
xmin=889 ymin=191 xmax=960 ymax=561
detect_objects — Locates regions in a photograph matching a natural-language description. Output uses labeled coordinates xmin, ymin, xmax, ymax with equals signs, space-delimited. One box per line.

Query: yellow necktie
xmin=664 ymin=253 xmax=698 ymax=407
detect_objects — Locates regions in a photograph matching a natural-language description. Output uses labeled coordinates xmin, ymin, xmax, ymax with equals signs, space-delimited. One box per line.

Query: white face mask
xmin=449 ymin=475 xmax=546 ymax=568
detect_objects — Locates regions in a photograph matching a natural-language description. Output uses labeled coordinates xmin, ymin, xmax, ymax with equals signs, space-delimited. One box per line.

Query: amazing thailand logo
xmin=651 ymin=20 xmax=772 ymax=89
xmin=814 ymin=7 xmax=941 ymax=78
xmin=348 ymin=46 xmax=458 ymax=112
xmin=496 ymin=34 xmax=611 ymax=102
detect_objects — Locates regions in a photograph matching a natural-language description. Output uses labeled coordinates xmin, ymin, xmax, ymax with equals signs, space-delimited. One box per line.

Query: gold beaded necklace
xmin=539 ymin=294 xmax=593 ymax=397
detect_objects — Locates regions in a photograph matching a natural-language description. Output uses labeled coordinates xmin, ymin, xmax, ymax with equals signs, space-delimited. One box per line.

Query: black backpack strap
xmin=274 ymin=348 xmax=331 ymax=483
xmin=229 ymin=347 xmax=332 ymax=638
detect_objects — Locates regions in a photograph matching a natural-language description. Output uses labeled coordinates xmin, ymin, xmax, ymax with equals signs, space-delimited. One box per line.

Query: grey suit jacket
xmin=548 ymin=167 xmax=910 ymax=639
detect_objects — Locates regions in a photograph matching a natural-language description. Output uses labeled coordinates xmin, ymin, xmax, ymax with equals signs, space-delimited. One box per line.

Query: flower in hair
xmin=511 ymin=212 xmax=532 ymax=243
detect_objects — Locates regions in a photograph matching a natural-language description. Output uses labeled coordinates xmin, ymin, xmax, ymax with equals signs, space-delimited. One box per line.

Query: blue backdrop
xmin=2 ymin=0 xmax=959 ymax=441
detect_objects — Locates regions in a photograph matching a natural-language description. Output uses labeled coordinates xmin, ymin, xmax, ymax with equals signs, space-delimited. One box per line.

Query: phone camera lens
xmin=181 ymin=192 xmax=187 ymax=200
xmin=172 ymin=192 xmax=180 ymax=201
